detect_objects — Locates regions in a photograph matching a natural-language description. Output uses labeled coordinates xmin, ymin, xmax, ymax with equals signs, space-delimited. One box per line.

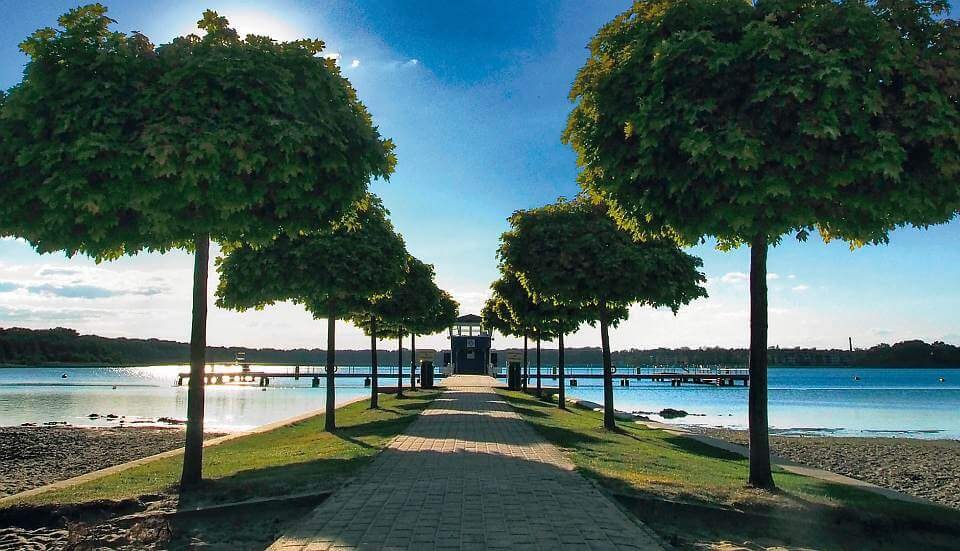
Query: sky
xmin=0 ymin=0 xmax=958 ymax=353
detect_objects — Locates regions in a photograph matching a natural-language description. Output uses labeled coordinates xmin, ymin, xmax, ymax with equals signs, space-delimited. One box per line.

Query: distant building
xmin=448 ymin=314 xmax=492 ymax=374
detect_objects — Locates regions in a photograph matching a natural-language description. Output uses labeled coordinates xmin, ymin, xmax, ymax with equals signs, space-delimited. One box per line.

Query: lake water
xmin=553 ymin=366 xmax=960 ymax=439
xmin=1 ymin=366 xmax=958 ymax=438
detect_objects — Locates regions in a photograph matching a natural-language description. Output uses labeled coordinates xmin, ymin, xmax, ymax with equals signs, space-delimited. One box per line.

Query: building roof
xmin=456 ymin=314 xmax=483 ymax=323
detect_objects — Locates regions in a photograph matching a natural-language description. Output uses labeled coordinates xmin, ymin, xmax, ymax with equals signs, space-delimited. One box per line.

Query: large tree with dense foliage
xmin=499 ymin=198 xmax=706 ymax=428
xmin=0 ymin=5 xmax=394 ymax=486
xmin=215 ymin=198 xmax=406 ymax=430
xmin=563 ymin=0 xmax=959 ymax=487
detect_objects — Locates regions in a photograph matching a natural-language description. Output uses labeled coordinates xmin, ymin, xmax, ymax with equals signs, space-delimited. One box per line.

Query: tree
xmin=352 ymin=256 xmax=451 ymax=397
xmin=499 ymin=198 xmax=706 ymax=429
xmin=407 ymin=289 xmax=459 ymax=387
xmin=352 ymin=280 xmax=457 ymax=401
xmin=0 ymin=6 xmax=394 ymax=486
xmin=491 ymin=211 xmax=590 ymax=408
xmin=215 ymin=197 xmax=406 ymax=430
xmin=487 ymin=273 xmax=560 ymax=397
xmin=563 ymin=0 xmax=959 ymax=488
xmin=481 ymin=296 xmax=531 ymax=390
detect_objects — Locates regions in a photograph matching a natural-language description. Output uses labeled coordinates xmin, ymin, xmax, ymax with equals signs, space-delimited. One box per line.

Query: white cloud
xmin=404 ymin=58 xmax=419 ymax=67
xmin=787 ymin=274 xmax=797 ymax=279
xmin=350 ymin=59 xmax=360 ymax=68
xmin=767 ymin=273 xmax=780 ymax=280
xmin=720 ymin=272 xmax=748 ymax=284
xmin=791 ymin=284 xmax=810 ymax=292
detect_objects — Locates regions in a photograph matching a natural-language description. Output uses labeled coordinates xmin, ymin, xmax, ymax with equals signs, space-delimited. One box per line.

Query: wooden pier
xmin=508 ymin=366 xmax=750 ymax=387
xmin=177 ymin=364 xmax=748 ymax=387
xmin=176 ymin=364 xmax=439 ymax=387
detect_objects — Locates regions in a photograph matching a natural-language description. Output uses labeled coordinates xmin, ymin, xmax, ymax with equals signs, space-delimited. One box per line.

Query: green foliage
xmin=214 ymin=197 xmax=407 ymax=319
xmin=483 ymin=271 xmax=585 ymax=339
xmin=351 ymin=256 xmax=459 ymax=337
xmin=0 ymin=4 xmax=395 ymax=259
xmin=498 ymin=198 xmax=706 ymax=322
xmin=564 ymin=0 xmax=960 ymax=247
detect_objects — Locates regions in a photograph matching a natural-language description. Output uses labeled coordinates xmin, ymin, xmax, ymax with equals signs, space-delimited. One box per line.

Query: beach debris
xmin=60 ymin=373 xmax=67 ymax=379
xmin=105 ymin=414 xmax=119 ymax=420
xmin=157 ymin=417 xmax=187 ymax=425
xmin=939 ymin=377 xmax=945 ymax=383
xmin=88 ymin=414 xmax=99 ymax=419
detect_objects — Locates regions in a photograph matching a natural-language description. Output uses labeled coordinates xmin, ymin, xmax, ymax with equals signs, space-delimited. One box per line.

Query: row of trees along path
xmin=563 ymin=0 xmax=960 ymax=488
xmin=351 ymin=257 xmax=458 ymax=404
xmin=0 ymin=6 xmax=461 ymax=488
xmin=491 ymin=197 xmax=707 ymax=428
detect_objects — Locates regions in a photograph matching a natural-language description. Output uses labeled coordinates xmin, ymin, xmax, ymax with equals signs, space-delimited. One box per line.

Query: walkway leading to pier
xmin=269 ymin=374 xmax=663 ymax=550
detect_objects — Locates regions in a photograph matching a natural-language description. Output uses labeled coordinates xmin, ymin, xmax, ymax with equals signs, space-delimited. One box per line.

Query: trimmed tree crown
xmin=349 ymin=255 xmax=458 ymax=336
xmin=0 ymin=4 xmax=395 ymax=259
xmin=215 ymin=196 xmax=407 ymax=319
xmin=498 ymin=198 xmax=707 ymax=322
xmin=564 ymin=0 xmax=960 ymax=248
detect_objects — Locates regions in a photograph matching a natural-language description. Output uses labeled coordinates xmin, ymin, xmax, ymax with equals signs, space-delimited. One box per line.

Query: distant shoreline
xmin=3 ymin=363 xmax=960 ymax=369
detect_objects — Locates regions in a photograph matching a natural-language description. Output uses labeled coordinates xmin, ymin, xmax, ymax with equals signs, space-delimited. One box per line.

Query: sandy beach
xmin=0 ymin=426 xmax=221 ymax=499
xmin=688 ymin=427 xmax=960 ymax=510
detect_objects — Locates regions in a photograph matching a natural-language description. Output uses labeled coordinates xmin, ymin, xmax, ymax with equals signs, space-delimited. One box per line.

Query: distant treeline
xmin=1 ymin=327 xmax=958 ymax=368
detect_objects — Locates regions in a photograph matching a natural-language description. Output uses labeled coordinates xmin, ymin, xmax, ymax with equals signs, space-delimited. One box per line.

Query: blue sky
xmin=0 ymin=0 xmax=958 ymax=352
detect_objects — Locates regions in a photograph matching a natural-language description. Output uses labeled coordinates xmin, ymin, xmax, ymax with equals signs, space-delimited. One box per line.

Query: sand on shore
xmin=0 ymin=426 xmax=222 ymax=499
xmin=688 ymin=427 xmax=960 ymax=510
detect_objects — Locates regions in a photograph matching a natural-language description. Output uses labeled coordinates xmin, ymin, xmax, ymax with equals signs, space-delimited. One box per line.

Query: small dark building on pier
xmin=448 ymin=314 xmax=492 ymax=374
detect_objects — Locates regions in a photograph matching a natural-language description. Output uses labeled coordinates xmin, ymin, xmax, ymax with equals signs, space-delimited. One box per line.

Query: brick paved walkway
xmin=268 ymin=375 xmax=663 ymax=550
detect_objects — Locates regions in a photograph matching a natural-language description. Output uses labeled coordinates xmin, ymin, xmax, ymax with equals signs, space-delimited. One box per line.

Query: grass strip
xmin=497 ymin=390 xmax=959 ymax=528
xmin=10 ymin=390 xmax=439 ymax=508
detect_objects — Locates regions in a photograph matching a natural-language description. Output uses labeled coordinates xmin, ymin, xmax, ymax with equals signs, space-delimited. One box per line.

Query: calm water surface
xmin=1 ymin=366 xmax=957 ymax=437
xmin=0 ymin=365 xmax=387 ymax=431
xmin=554 ymin=366 xmax=960 ymax=438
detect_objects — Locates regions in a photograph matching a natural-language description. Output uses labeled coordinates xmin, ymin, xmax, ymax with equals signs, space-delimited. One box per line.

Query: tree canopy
xmin=214 ymin=197 xmax=407 ymax=318
xmin=352 ymin=256 xmax=456 ymax=337
xmin=563 ymin=0 xmax=960 ymax=247
xmin=0 ymin=3 xmax=397 ymax=485
xmin=498 ymin=198 xmax=706 ymax=319
xmin=0 ymin=4 xmax=396 ymax=257
xmin=486 ymin=271 xmax=584 ymax=340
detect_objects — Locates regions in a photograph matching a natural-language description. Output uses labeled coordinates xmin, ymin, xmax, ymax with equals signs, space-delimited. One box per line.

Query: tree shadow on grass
xmin=177 ymin=456 xmax=371 ymax=510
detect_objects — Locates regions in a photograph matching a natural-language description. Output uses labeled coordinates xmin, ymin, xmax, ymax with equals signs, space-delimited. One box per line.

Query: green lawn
xmin=11 ymin=390 xmax=439 ymax=509
xmin=498 ymin=389 xmax=960 ymax=546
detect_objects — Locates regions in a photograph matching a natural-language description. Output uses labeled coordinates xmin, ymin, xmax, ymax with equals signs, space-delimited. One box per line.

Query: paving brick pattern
xmin=268 ymin=375 xmax=663 ymax=550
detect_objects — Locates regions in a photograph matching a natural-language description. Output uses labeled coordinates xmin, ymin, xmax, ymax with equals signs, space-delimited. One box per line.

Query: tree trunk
xmin=600 ymin=303 xmax=615 ymax=430
xmin=396 ymin=334 xmax=404 ymax=398
xmin=410 ymin=333 xmax=417 ymax=391
xmin=325 ymin=309 xmax=336 ymax=432
xmin=558 ymin=332 xmax=566 ymax=410
xmin=370 ymin=315 xmax=379 ymax=409
xmin=180 ymin=234 xmax=209 ymax=488
xmin=522 ymin=334 xmax=528 ymax=392
xmin=536 ymin=335 xmax=542 ymax=396
xmin=749 ymin=234 xmax=775 ymax=489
